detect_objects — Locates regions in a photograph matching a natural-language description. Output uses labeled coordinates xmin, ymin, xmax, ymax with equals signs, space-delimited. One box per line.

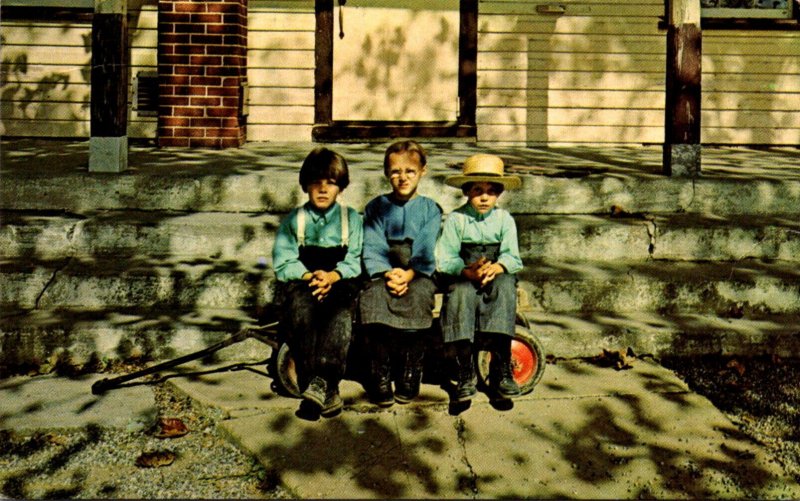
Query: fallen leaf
xmin=726 ymin=359 xmax=746 ymax=377
xmin=154 ymin=417 xmax=189 ymax=439
xmin=135 ymin=450 xmax=176 ymax=468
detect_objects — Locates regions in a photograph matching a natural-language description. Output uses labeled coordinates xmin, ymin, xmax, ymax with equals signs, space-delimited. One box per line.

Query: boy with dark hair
xmin=435 ymin=153 xmax=523 ymax=403
xmin=272 ymin=147 xmax=363 ymax=417
xmin=359 ymin=140 xmax=442 ymax=406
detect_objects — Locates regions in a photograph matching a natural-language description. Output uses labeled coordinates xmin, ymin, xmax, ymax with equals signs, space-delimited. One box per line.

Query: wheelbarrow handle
xmin=91 ymin=322 xmax=279 ymax=395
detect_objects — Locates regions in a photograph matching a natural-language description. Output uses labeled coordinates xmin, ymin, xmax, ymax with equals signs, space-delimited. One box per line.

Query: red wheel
xmin=477 ymin=325 xmax=545 ymax=395
xmin=511 ymin=337 xmax=536 ymax=386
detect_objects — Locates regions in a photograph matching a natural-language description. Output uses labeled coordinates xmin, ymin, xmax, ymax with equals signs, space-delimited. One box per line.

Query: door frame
xmin=312 ymin=0 xmax=477 ymax=141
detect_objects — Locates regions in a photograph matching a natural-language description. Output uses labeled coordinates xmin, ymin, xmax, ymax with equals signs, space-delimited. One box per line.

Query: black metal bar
xmin=91 ymin=323 xmax=279 ymax=395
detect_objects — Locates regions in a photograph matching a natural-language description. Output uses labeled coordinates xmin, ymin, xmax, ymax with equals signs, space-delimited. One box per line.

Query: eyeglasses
xmin=388 ymin=169 xmax=420 ymax=179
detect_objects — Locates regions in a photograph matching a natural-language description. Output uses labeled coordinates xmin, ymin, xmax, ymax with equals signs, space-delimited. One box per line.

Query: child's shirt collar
xmin=464 ymin=203 xmax=494 ymax=221
xmin=303 ymin=201 xmax=339 ymax=222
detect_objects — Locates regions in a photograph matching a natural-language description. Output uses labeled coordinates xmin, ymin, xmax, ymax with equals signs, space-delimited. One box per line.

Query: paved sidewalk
xmin=2 ymin=358 xmax=799 ymax=499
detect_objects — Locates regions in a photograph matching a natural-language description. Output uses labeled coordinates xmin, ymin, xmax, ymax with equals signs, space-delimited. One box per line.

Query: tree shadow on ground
xmin=259 ymin=408 xmax=446 ymax=498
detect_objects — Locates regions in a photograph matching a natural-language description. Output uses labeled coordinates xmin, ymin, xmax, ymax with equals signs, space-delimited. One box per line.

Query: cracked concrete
xmin=33 ymin=258 xmax=71 ymax=310
xmin=150 ymin=358 xmax=800 ymax=498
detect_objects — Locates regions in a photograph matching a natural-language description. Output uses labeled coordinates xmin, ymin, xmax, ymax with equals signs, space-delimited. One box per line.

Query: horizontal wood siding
xmin=1 ymin=4 xmax=158 ymax=138
xmin=477 ymin=0 xmax=800 ymax=145
xmin=2 ymin=0 xmax=798 ymax=145
xmin=247 ymin=1 xmax=315 ymax=141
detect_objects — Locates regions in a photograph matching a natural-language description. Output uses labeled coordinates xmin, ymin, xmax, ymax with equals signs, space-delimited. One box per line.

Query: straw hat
xmin=445 ymin=154 xmax=521 ymax=190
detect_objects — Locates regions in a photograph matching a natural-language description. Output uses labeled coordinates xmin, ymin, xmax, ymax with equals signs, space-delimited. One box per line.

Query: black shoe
xmin=395 ymin=370 xmax=421 ymax=404
xmin=321 ymin=387 xmax=343 ymax=417
xmin=367 ymin=332 xmax=395 ymax=407
xmin=453 ymin=341 xmax=477 ymax=403
xmin=395 ymin=340 xmax=424 ymax=404
xmin=368 ymin=359 xmax=394 ymax=407
xmin=301 ymin=376 xmax=327 ymax=408
xmin=370 ymin=378 xmax=394 ymax=408
xmin=490 ymin=338 xmax=521 ymax=398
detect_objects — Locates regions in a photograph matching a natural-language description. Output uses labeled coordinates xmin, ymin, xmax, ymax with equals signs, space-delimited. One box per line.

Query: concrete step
xmin=0 ymin=258 xmax=273 ymax=311
xmin=2 ymin=143 xmax=800 ymax=217
xmin=0 ymin=308 xmax=273 ymax=375
xmin=3 ymin=258 xmax=798 ymax=316
xmin=3 ymin=211 xmax=799 ymax=264
xmin=518 ymin=259 xmax=800 ymax=317
xmin=523 ymin=311 xmax=800 ymax=359
xmin=0 ymin=210 xmax=278 ymax=264
xmin=2 ymin=306 xmax=798 ymax=374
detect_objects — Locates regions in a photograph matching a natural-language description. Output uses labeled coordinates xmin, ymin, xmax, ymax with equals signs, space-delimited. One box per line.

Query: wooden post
xmin=458 ymin=0 xmax=478 ymax=131
xmin=663 ymin=0 xmax=701 ymax=177
xmin=90 ymin=0 xmax=128 ymax=172
xmin=314 ymin=0 xmax=334 ymax=127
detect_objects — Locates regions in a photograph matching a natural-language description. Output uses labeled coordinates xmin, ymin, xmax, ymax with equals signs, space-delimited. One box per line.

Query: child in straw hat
xmin=435 ymin=153 xmax=524 ymax=404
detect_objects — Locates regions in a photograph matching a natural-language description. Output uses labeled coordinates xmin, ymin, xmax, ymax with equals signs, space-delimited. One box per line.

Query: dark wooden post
xmin=314 ymin=0 xmax=334 ymax=127
xmin=458 ymin=0 xmax=478 ymax=132
xmin=90 ymin=0 xmax=129 ymax=173
xmin=663 ymin=0 xmax=701 ymax=177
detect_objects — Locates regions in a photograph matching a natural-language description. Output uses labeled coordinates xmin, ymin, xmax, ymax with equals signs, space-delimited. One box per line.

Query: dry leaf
xmin=154 ymin=417 xmax=189 ymax=439
xmin=135 ymin=450 xmax=176 ymax=468
xmin=727 ymin=359 xmax=746 ymax=377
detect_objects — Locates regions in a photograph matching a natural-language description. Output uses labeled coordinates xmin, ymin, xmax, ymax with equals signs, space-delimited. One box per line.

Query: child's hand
xmin=461 ymin=257 xmax=488 ymax=285
xmin=308 ymin=270 xmax=340 ymax=301
xmin=477 ymin=261 xmax=504 ymax=287
xmin=384 ymin=268 xmax=414 ymax=297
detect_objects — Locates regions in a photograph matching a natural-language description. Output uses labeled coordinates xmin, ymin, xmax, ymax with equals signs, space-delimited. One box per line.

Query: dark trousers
xmin=440 ymin=273 xmax=517 ymax=344
xmin=277 ymin=279 xmax=358 ymax=388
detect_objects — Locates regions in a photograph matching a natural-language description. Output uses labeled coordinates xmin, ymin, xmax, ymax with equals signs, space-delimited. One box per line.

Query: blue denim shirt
xmin=362 ymin=194 xmax=442 ymax=277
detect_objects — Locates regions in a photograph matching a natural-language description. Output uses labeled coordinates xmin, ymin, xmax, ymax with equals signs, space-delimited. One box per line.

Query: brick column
xmin=158 ymin=0 xmax=247 ymax=148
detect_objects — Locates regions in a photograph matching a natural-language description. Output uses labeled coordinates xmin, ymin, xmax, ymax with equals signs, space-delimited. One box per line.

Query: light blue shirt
xmin=435 ymin=204 xmax=523 ymax=276
xmin=272 ymin=201 xmax=363 ymax=281
xmin=362 ymin=194 xmax=442 ymax=277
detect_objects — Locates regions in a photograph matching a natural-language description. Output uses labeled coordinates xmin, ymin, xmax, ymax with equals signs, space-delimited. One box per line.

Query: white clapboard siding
xmin=478 ymin=0 xmax=800 ymax=145
xmin=2 ymin=0 xmax=797 ymax=145
xmin=0 ymin=4 xmax=158 ymax=138
xmin=246 ymin=1 xmax=316 ymax=142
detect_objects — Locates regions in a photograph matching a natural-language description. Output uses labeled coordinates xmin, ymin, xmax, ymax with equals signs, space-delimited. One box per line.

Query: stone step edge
xmin=4 ymin=161 xmax=800 ymax=216
xmin=1 ymin=309 xmax=799 ymax=376
xmin=0 ymin=211 xmax=800 ymax=264
xmin=3 ymin=259 xmax=799 ymax=313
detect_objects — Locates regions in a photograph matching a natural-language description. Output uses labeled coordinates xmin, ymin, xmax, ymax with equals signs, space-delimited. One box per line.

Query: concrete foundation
xmin=2 ymin=140 xmax=800 ymax=373
xmin=89 ymin=136 xmax=128 ymax=173
xmin=664 ymin=143 xmax=701 ymax=177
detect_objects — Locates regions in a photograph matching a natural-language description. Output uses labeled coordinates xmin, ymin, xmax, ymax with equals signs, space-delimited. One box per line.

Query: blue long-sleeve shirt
xmin=362 ymin=194 xmax=442 ymax=277
xmin=272 ymin=201 xmax=363 ymax=281
xmin=435 ymin=204 xmax=523 ymax=276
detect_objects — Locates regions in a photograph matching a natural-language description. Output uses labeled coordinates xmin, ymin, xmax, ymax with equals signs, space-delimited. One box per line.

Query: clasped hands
xmin=302 ymin=269 xmax=340 ymax=301
xmin=461 ymin=257 xmax=504 ymax=287
xmin=384 ymin=268 xmax=414 ymax=297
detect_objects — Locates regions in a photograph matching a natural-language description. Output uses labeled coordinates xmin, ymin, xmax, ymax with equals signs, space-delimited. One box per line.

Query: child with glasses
xmin=359 ymin=140 xmax=442 ymax=407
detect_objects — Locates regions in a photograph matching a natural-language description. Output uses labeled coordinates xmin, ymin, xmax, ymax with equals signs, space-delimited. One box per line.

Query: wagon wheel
xmin=268 ymin=342 xmax=302 ymax=398
xmin=476 ymin=324 xmax=546 ymax=395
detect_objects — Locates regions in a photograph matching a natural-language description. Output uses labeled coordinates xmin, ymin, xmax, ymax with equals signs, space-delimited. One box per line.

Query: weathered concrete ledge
xmin=2 ymin=140 xmax=800 ymax=372
xmin=2 ymin=259 xmax=798 ymax=314
xmin=3 ymin=141 xmax=800 ymax=217
xmin=3 ymin=211 xmax=799 ymax=264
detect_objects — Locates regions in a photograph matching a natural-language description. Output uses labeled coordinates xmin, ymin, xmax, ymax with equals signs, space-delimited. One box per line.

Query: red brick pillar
xmin=158 ymin=0 xmax=247 ymax=148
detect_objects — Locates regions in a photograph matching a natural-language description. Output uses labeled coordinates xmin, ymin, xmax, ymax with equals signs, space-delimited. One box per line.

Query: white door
xmin=332 ymin=0 xmax=461 ymax=122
